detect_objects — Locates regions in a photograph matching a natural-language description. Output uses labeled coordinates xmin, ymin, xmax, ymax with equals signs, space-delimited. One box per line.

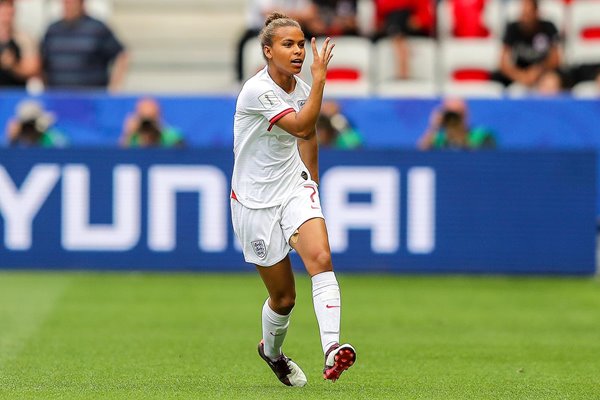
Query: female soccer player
xmin=230 ymin=12 xmax=356 ymax=387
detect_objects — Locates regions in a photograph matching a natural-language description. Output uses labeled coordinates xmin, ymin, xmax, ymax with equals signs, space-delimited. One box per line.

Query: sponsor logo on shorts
xmin=298 ymin=99 xmax=306 ymax=108
xmin=251 ymin=239 xmax=267 ymax=259
xmin=258 ymin=91 xmax=281 ymax=108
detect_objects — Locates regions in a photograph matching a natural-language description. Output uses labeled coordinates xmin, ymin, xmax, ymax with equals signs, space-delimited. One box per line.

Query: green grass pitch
xmin=1 ymin=271 xmax=599 ymax=399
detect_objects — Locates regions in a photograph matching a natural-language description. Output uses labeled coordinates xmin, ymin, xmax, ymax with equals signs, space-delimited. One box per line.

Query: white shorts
xmin=231 ymin=180 xmax=325 ymax=267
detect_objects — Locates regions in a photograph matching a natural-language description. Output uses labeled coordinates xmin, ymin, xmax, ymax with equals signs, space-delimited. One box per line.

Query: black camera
xmin=440 ymin=110 xmax=463 ymax=127
xmin=137 ymin=118 xmax=161 ymax=138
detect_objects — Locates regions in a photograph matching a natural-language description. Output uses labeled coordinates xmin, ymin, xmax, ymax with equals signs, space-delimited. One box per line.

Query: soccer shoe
xmin=257 ymin=340 xmax=307 ymax=387
xmin=323 ymin=343 xmax=356 ymax=382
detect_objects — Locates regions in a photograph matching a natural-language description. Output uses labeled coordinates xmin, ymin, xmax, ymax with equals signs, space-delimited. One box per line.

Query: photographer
xmin=0 ymin=0 xmax=40 ymax=88
xmin=316 ymin=100 xmax=363 ymax=150
xmin=418 ymin=98 xmax=496 ymax=150
xmin=6 ymin=99 xmax=67 ymax=147
xmin=120 ymin=97 xmax=185 ymax=148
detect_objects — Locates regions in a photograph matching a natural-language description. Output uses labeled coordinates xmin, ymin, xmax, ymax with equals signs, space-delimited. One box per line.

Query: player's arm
xmin=275 ymin=37 xmax=334 ymax=139
xmin=297 ymin=132 xmax=319 ymax=183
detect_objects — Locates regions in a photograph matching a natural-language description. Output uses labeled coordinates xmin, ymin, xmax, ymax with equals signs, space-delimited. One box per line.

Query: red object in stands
xmin=327 ymin=68 xmax=361 ymax=80
xmin=453 ymin=69 xmax=491 ymax=81
xmin=452 ymin=0 xmax=489 ymax=38
xmin=581 ymin=27 xmax=600 ymax=39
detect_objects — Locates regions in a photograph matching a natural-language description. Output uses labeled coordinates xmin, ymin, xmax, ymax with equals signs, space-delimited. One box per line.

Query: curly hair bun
xmin=265 ymin=12 xmax=288 ymax=27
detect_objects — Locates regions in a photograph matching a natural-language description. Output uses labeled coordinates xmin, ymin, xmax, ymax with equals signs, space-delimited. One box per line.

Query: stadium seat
xmin=439 ymin=38 xmax=502 ymax=97
xmin=372 ymin=37 xmax=437 ymax=97
xmin=437 ymin=0 xmax=504 ymax=39
xmin=317 ymin=36 xmax=372 ymax=97
xmin=572 ymin=81 xmax=599 ymax=98
xmin=566 ymin=0 xmax=600 ymax=65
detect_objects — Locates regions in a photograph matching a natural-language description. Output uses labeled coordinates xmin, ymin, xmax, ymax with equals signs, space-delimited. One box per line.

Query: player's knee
xmin=271 ymin=293 xmax=296 ymax=314
xmin=312 ymin=248 xmax=333 ymax=272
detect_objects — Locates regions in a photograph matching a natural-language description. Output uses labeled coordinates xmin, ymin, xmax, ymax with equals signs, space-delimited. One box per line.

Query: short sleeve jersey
xmin=232 ymin=66 xmax=311 ymax=209
xmin=502 ymin=20 xmax=559 ymax=68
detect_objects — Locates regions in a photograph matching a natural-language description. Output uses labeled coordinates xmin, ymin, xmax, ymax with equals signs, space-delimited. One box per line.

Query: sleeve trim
xmin=267 ymin=108 xmax=295 ymax=131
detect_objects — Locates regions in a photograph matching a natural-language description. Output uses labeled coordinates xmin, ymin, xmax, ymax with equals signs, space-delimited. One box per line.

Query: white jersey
xmin=232 ymin=66 xmax=312 ymax=209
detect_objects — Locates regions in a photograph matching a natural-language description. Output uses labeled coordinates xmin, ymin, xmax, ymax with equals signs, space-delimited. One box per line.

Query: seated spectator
xmin=41 ymin=0 xmax=128 ymax=91
xmin=0 ymin=0 xmax=40 ymax=89
xmin=316 ymin=100 xmax=363 ymax=149
xmin=120 ymin=97 xmax=185 ymax=148
xmin=373 ymin=0 xmax=434 ymax=79
xmin=236 ymin=0 xmax=318 ymax=82
xmin=308 ymin=0 xmax=359 ymax=37
xmin=418 ymin=98 xmax=496 ymax=150
xmin=494 ymin=0 xmax=561 ymax=88
xmin=5 ymin=99 xmax=67 ymax=147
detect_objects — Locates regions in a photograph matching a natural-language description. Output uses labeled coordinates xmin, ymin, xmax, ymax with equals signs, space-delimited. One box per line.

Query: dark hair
xmin=259 ymin=12 xmax=302 ymax=51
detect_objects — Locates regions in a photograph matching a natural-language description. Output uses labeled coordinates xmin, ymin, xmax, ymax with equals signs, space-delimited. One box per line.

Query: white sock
xmin=262 ymin=298 xmax=291 ymax=360
xmin=311 ymin=271 xmax=341 ymax=354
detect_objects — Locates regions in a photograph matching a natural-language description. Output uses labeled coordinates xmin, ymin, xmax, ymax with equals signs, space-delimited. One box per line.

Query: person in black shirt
xmin=0 ymin=0 xmax=40 ymax=88
xmin=41 ymin=0 xmax=128 ymax=90
xmin=495 ymin=0 xmax=561 ymax=88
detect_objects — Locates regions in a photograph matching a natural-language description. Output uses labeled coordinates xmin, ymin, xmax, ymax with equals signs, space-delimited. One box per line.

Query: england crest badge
xmin=251 ymin=240 xmax=267 ymax=259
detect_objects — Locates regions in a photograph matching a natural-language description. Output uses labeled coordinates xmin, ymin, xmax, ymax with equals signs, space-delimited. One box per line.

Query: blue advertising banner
xmin=0 ymin=149 xmax=596 ymax=274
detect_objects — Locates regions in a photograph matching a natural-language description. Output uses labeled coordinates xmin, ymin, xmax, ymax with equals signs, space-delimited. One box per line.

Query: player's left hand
xmin=310 ymin=37 xmax=334 ymax=85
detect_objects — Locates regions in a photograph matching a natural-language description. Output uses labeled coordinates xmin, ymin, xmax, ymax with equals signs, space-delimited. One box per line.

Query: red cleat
xmin=323 ymin=343 xmax=356 ymax=382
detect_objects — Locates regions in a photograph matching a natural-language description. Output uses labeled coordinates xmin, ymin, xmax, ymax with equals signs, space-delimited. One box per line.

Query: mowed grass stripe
xmin=0 ymin=273 xmax=599 ymax=399
xmin=0 ymin=272 xmax=73 ymax=376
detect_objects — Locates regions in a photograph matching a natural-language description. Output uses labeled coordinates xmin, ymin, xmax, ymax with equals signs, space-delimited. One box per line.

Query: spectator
xmin=41 ymin=0 xmax=128 ymax=91
xmin=5 ymin=99 xmax=67 ymax=147
xmin=494 ymin=0 xmax=561 ymax=88
xmin=0 ymin=0 xmax=40 ymax=89
xmin=308 ymin=0 xmax=359 ymax=37
xmin=316 ymin=100 xmax=363 ymax=149
xmin=120 ymin=97 xmax=185 ymax=148
xmin=317 ymin=101 xmax=363 ymax=149
xmin=373 ymin=0 xmax=434 ymax=80
xmin=236 ymin=0 xmax=318 ymax=82
xmin=418 ymin=98 xmax=496 ymax=150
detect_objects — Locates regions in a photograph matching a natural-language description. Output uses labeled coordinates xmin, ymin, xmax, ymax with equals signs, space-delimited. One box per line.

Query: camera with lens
xmin=440 ymin=110 xmax=463 ymax=128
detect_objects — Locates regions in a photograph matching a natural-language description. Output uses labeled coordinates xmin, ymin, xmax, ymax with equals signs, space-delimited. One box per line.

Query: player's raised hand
xmin=310 ymin=37 xmax=334 ymax=84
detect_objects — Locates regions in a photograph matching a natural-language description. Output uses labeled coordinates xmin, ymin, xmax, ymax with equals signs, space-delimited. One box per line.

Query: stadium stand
xmin=566 ymin=0 xmax=600 ymax=66
xmin=112 ymin=0 xmax=245 ymax=94
xmin=373 ymin=37 xmax=437 ymax=98
xmin=438 ymin=38 xmax=503 ymax=97
xmin=8 ymin=0 xmax=600 ymax=97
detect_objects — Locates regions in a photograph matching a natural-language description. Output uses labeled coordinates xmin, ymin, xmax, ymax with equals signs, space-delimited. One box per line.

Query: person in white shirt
xmin=231 ymin=12 xmax=356 ymax=387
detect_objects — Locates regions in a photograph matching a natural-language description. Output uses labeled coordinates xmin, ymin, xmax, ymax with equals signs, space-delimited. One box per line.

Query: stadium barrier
xmin=0 ymin=149 xmax=595 ymax=274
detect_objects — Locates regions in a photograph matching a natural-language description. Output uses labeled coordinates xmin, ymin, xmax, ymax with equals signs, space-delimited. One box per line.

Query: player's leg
xmin=291 ymin=217 xmax=356 ymax=381
xmin=231 ymin=199 xmax=306 ymax=386
xmin=256 ymin=256 xmax=307 ymax=387
xmin=256 ymin=255 xmax=296 ymax=359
